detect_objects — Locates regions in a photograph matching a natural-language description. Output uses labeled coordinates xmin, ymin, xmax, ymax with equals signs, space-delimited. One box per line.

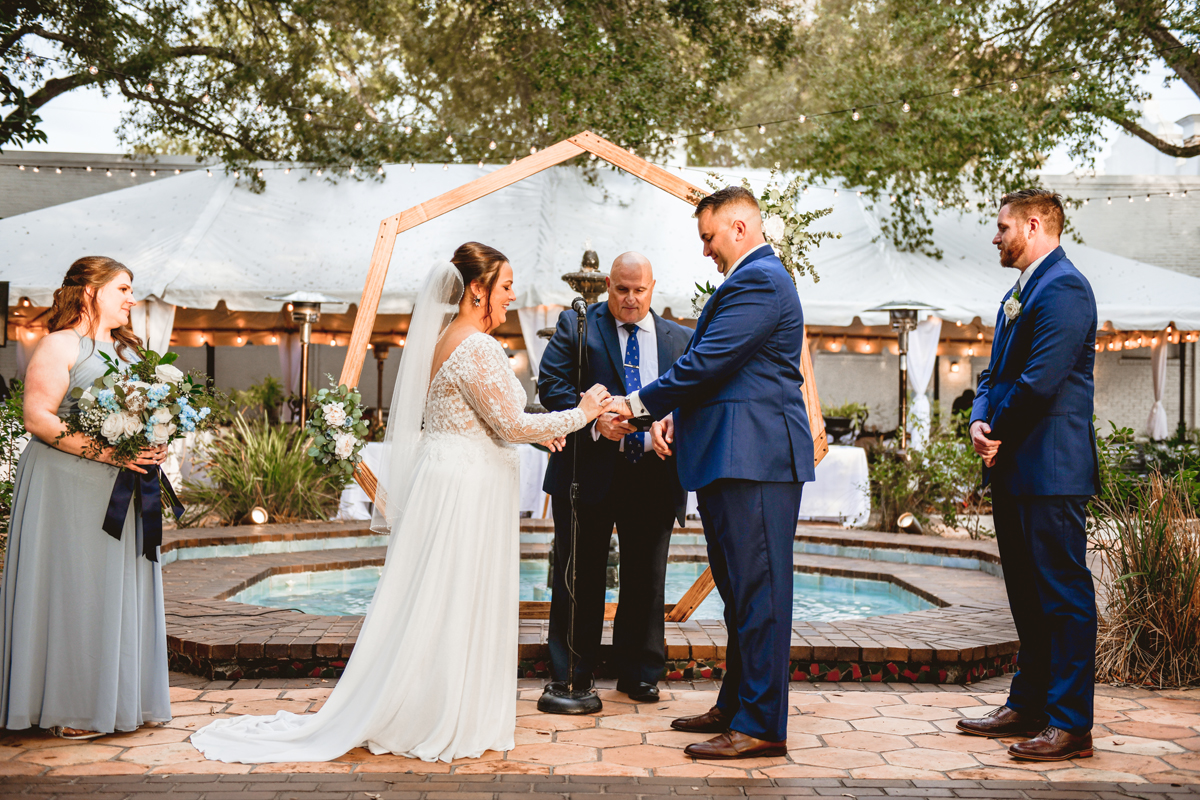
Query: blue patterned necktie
xmin=621 ymin=322 xmax=643 ymax=463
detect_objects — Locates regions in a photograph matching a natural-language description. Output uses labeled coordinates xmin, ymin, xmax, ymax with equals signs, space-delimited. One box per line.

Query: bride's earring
xmin=472 ymin=295 xmax=482 ymax=307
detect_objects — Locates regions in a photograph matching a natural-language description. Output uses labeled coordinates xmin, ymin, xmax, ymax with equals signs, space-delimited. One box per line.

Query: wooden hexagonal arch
xmin=336 ymin=130 xmax=828 ymax=621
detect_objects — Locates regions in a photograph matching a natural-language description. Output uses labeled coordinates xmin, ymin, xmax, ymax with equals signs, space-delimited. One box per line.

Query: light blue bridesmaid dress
xmin=0 ymin=334 xmax=171 ymax=733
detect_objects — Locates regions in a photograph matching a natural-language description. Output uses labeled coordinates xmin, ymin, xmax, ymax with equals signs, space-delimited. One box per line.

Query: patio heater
xmin=536 ymin=245 xmax=610 ymax=341
xmin=267 ymin=291 xmax=345 ymax=423
xmin=865 ymin=300 xmax=941 ymax=457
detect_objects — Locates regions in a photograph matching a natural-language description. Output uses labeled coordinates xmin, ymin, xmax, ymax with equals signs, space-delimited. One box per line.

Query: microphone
xmin=571 ymin=297 xmax=588 ymax=316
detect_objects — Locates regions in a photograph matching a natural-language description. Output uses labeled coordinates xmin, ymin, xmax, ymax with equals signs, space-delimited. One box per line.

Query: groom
xmin=958 ymin=189 xmax=1099 ymax=761
xmin=612 ymin=186 xmax=814 ymax=759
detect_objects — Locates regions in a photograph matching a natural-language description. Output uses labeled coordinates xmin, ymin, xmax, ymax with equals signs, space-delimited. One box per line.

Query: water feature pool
xmin=230 ymin=560 xmax=934 ymax=620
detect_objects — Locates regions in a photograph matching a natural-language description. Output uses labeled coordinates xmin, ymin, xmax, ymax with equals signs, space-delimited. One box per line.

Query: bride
xmin=191 ymin=242 xmax=612 ymax=763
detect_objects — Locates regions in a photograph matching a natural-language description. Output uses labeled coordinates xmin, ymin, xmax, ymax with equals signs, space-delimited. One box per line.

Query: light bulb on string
xmin=149 ymin=169 xmax=155 ymax=176
xmin=1107 ymin=197 xmax=1111 ymax=204
xmin=938 ymin=199 xmax=943 ymax=207
xmin=589 ymin=153 xmax=597 ymax=161
xmin=798 ymin=114 xmax=806 ymax=123
xmin=952 ymin=87 xmax=961 ymax=97
xmin=232 ymin=170 xmax=239 ymax=178
xmin=303 ymin=111 xmax=312 ymax=121
xmin=55 ymin=167 xmax=61 ymax=174
xmin=857 ymin=190 xmax=863 ymax=197
xmin=1083 ymin=198 xmax=1088 ymax=205
xmin=1009 ymin=81 xmax=1018 ymax=92
xmin=442 ymin=163 xmax=448 ymax=171
xmin=889 ymin=194 xmax=896 ymax=202
xmin=1071 ymin=70 xmax=1080 ymax=80
xmin=86 ymin=166 xmax=92 ymax=172
xmin=354 ymin=121 xmax=363 ymax=131
xmin=1135 ymin=55 xmax=1144 ymax=66
xmin=489 ymin=140 xmax=497 ymax=150
xmin=89 ymin=65 xmax=98 ymax=75
xmin=145 ymin=82 xmax=154 ymax=93
xmin=802 ymin=186 xmax=809 ymax=194
xmin=902 ymin=101 xmax=910 ymax=113
xmin=409 ymin=163 xmax=416 ymax=173
xmin=17 ymin=165 xmax=23 ymax=171
xmin=511 ymin=157 xmax=517 ymax=164
xmin=403 ymin=125 xmax=412 ymax=134
xmin=445 ymin=134 xmax=454 ymax=144
xmin=1168 ymin=191 xmax=1174 ymax=197
xmin=257 ymin=169 xmax=263 ymax=178
xmin=349 ymin=165 xmax=355 ymax=174
xmin=106 ymin=169 xmax=112 ymax=177
xmin=627 ymin=146 xmax=636 ymax=155
xmin=31 ymin=166 xmax=38 ymax=173
xmin=315 ymin=168 xmax=322 ymax=176
xmin=285 ymin=167 xmax=291 ymax=174
xmin=833 ymin=189 xmax=839 ymax=197
xmin=202 ymin=92 xmax=211 ymax=104
xmin=206 ymin=169 xmax=212 ymax=177
xmin=477 ymin=159 xmax=483 ymax=168
xmin=130 ymin=170 xmax=136 ymax=177
xmin=1129 ymin=196 xmax=1134 ymax=203
xmin=377 ymin=166 xmax=385 ymax=175
xmin=757 ymin=124 xmax=766 ymax=134
xmin=1146 ymin=194 xmax=1151 ymax=202
xmin=530 ymin=146 xmax=537 ymax=155
xmin=255 ymin=103 xmax=263 ymax=112
xmin=851 ymin=109 xmax=860 ymax=121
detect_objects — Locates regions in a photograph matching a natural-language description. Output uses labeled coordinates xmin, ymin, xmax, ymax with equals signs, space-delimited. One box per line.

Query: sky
xmin=18 ymin=62 xmax=1200 ymax=174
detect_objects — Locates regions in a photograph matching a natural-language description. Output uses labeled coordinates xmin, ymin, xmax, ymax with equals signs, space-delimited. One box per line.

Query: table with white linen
xmin=684 ymin=445 xmax=870 ymax=527
xmin=338 ymin=442 xmax=552 ymax=521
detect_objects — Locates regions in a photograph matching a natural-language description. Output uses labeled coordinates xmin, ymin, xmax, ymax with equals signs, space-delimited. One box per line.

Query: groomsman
xmin=958 ymin=189 xmax=1100 ymax=761
xmin=537 ymin=252 xmax=692 ymax=708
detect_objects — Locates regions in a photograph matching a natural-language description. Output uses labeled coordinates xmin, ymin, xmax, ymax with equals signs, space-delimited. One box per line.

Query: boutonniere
xmin=692 ymin=281 xmax=716 ymax=317
xmin=1003 ymin=287 xmax=1022 ymax=322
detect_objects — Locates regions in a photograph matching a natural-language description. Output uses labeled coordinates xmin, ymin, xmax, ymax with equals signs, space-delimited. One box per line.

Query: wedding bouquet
xmin=64 ymin=347 xmax=222 ymax=465
xmin=305 ymin=378 xmax=368 ymax=484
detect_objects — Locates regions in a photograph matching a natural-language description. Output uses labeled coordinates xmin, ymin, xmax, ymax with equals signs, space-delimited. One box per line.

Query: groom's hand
xmin=651 ymin=415 xmax=674 ymax=459
xmin=608 ymin=396 xmax=634 ymax=420
xmin=970 ymin=421 xmax=1000 ymax=468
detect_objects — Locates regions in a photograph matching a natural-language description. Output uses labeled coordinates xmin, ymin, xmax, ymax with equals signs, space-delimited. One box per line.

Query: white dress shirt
xmin=594 ymin=312 xmax=657 ymax=451
xmin=626 ymin=243 xmax=772 ymax=418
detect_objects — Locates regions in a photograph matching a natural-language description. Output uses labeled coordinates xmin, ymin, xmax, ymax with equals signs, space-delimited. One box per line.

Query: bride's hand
xmin=577 ymin=384 xmax=613 ymax=421
xmin=540 ymin=435 xmax=567 ymax=452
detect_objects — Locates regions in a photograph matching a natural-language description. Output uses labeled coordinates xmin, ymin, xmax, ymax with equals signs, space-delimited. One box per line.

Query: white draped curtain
xmin=277 ymin=333 xmax=302 ymax=421
xmin=129 ymin=296 xmax=176 ymax=354
xmin=1147 ymin=331 xmax=1170 ymax=440
xmin=516 ymin=305 xmax=565 ymax=381
xmin=907 ymin=316 xmax=943 ymax=450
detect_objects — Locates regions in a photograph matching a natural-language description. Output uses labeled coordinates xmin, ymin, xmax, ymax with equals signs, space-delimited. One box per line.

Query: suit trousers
xmin=993 ymin=492 xmax=1096 ymax=734
xmin=697 ymin=479 xmax=803 ymax=743
xmin=548 ymin=459 xmax=677 ymax=686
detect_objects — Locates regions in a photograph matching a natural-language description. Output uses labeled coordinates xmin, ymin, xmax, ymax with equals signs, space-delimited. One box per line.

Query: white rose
xmin=100 ymin=412 xmax=127 ymax=444
xmin=1003 ymin=295 xmax=1022 ymax=321
xmin=333 ymin=431 xmax=358 ymax=459
xmin=152 ymin=406 xmax=173 ymax=424
xmin=120 ymin=411 xmax=143 ymax=439
xmin=150 ymin=421 xmax=176 ymax=445
xmin=125 ymin=391 xmax=146 ymax=413
xmin=322 ymin=402 xmax=348 ymax=428
xmin=762 ymin=214 xmax=786 ymax=242
xmin=692 ymin=293 xmax=710 ymax=317
xmin=155 ymin=364 xmax=185 ymax=384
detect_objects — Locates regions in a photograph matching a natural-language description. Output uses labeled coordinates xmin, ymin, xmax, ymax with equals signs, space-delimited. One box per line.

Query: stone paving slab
xmin=0 ymin=674 xmax=1197 ymax=784
xmin=0 ymin=773 xmax=1198 ymax=800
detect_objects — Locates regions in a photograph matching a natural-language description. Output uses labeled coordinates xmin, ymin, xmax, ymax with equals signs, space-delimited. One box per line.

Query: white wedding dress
xmin=191 ymin=332 xmax=587 ymax=763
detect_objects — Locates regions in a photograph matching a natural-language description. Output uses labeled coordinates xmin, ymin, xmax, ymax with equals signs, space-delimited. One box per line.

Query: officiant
xmin=537 ymin=252 xmax=692 ymax=708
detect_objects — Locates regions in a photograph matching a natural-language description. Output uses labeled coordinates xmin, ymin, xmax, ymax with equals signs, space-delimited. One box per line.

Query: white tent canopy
xmin=3 ymin=165 xmax=1199 ymax=330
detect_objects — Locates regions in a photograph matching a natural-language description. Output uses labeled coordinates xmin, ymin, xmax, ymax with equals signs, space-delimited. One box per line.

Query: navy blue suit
xmin=538 ymin=303 xmax=692 ymax=685
xmin=970 ymin=246 xmax=1099 ymax=734
xmin=637 ymin=244 xmax=814 ymax=742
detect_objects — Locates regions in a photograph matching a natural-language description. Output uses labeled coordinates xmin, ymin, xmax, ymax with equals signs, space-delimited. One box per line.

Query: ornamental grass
xmin=178 ymin=413 xmax=340 ymax=526
xmin=1090 ymin=469 xmax=1200 ymax=687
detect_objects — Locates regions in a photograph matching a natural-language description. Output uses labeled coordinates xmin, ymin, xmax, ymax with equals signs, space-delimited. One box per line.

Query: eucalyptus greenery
xmin=304 ymin=379 xmax=367 ymax=487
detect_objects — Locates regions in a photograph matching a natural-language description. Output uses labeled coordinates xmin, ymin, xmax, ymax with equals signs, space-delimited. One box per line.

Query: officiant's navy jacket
xmin=538 ymin=303 xmax=692 ymax=521
xmin=970 ymin=246 xmax=1101 ymax=496
xmin=638 ymin=246 xmax=816 ymax=491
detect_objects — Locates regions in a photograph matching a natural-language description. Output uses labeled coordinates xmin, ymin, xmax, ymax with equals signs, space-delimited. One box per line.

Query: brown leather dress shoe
xmin=684 ymin=730 xmax=787 ymax=760
xmin=671 ymin=705 xmax=734 ymax=734
xmin=1009 ymin=727 xmax=1093 ymax=761
xmin=956 ymin=706 xmax=1047 ymax=738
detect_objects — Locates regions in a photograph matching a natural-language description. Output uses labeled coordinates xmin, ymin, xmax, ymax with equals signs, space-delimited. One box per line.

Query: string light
xmin=1009 ymin=81 xmax=1018 ymax=92
xmin=232 ymin=170 xmax=239 ymax=178
xmin=17 ymin=165 xmax=24 ymax=171
xmin=255 ymin=103 xmax=263 ymax=112
xmin=851 ymin=108 xmax=860 ymax=121
xmin=403 ymin=125 xmax=412 ymax=134
xmin=410 ymin=163 xmax=416 ymax=172
xmin=149 ymin=169 xmax=156 ymax=176
xmin=1146 ymin=194 xmax=1151 ymax=202
xmin=902 ymin=101 xmax=910 ymax=113
xmin=530 ymin=146 xmax=537 ymax=155
xmin=89 ymin=65 xmax=98 ymax=75
xmin=55 ymin=167 xmax=61 ymax=174
xmin=489 ymin=140 xmax=497 ymax=150
xmin=202 ymin=92 xmax=211 ymax=104
xmin=86 ymin=166 xmax=92 ymax=172
xmin=442 ymin=163 xmax=448 ymax=170
xmin=31 ymin=166 xmax=38 ymax=173
xmin=105 ymin=169 xmax=112 ymax=177
xmin=757 ymin=124 xmax=766 ymax=133
xmin=445 ymin=134 xmax=454 ymax=144
xmin=952 ymin=88 xmax=961 ymax=97
xmin=315 ymin=168 xmax=322 ymax=176
xmin=1107 ymin=197 xmax=1112 ymax=204
xmin=303 ymin=111 xmax=312 ymax=121
xmin=1071 ymin=70 xmax=1080 ymax=80
xmin=477 ymin=159 xmax=484 ymax=168
xmin=798 ymin=114 xmax=806 ymax=123
xmin=257 ymin=169 xmax=264 ymax=178
xmin=354 ymin=121 xmax=363 ymax=131
xmin=348 ymin=165 xmax=355 ymax=174
xmin=377 ymin=165 xmax=385 ymax=175
xmin=285 ymin=167 xmax=291 ymax=174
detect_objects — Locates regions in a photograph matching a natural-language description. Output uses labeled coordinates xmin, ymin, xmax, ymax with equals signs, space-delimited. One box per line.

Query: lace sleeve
xmin=456 ymin=335 xmax=588 ymax=444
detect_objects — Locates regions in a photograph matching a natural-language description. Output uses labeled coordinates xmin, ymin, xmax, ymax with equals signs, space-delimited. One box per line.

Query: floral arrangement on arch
xmin=305 ymin=378 xmax=368 ymax=484
xmin=64 ymin=347 xmax=222 ymax=464
xmin=706 ymin=170 xmax=841 ymax=286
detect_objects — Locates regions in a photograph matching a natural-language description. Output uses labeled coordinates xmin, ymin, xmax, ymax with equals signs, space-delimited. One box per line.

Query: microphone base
xmin=537 ymin=684 xmax=603 ymax=715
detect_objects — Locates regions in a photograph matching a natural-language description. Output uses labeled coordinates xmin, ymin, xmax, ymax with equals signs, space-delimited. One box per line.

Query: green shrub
xmin=178 ymin=413 xmax=340 ymax=526
xmin=226 ymin=376 xmax=288 ymax=425
xmin=0 ymin=381 xmax=26 ymax=551
xmin=867 ymin=420 xmax=989 ymax=537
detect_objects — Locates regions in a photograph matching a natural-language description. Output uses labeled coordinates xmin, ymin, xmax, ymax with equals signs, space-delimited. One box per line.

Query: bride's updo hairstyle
xmin=48 ymin=256 xmax=143 ymax=360
xmin=451 ymin=241 xmax=509 ymax=327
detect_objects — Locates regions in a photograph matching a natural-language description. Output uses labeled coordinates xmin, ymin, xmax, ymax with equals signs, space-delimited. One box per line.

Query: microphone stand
xmin=537 ymin=297 xmax=602 ymax=715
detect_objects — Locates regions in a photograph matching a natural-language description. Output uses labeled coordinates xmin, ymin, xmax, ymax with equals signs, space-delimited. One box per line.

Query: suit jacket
xmin=970 ymin=246 xmax=1101 ymax=496
xmin=637 ymin=247 xmax=816 ymax=492
xmin=538 ymin=303 xmax=692 ymax=520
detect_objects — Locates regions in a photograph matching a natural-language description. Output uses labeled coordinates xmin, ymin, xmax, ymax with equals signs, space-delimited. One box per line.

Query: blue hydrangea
xmin=147 ymin=384 xmax=171 ymax=402
xmin=198 ymin=407 xmax=211 ymax=419
xmin=97 ymin=388 xmax=118 ymax=411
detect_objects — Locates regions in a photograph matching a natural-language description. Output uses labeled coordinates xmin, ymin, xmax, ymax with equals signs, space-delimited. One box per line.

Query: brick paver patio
xmin=0 ymin=674 xmax=1196 ymax=785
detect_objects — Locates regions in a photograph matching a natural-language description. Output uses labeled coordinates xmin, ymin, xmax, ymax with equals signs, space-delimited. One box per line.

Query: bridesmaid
xmin=0 ymin=257 xmax=171 ymax=739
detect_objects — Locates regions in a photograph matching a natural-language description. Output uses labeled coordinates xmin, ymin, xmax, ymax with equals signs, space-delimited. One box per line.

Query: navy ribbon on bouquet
xmin=102 ymin=466 xmax=185 ymax=562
